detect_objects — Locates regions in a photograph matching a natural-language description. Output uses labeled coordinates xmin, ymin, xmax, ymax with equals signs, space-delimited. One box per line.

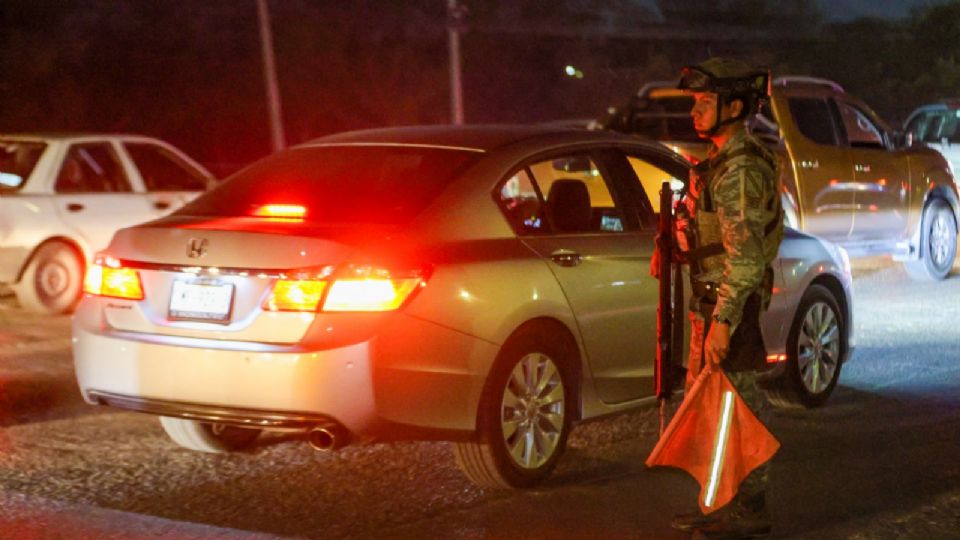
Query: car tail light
xmin=323 ymin=277 xmax=422 ymax=312
xmin=83 ymin=256 xmax=144 ymax=300
xmin=253 ymin=204 xmax=306 ymax=219
xmin=262 ymin=264 xmax=427 ymax=313
xmin=263 ymin=279 xmax=327 ymax=312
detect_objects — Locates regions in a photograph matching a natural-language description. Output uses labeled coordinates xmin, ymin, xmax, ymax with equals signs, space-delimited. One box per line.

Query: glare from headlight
xmin=837 ymin=246 xmax=851 ymax=276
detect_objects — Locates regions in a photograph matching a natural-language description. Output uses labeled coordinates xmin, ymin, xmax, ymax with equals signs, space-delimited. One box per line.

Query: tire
xmin=453 ymin=327 xmax=574 ymax=489
xmin=763 ymin=284 xmax=844 ymax=409
xmin=13 ymin=241 xmax=84 ymax=314
xmin=904 ymin=199 xmax=957 ymax=281
xmin=159 ymin=417 xmax=261 ymax=453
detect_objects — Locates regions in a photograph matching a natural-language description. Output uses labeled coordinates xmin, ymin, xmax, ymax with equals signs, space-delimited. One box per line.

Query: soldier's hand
xmin=705 ymin=320 xmax=731 ymax=366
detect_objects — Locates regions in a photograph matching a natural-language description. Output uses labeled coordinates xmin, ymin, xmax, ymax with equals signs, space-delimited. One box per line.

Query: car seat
xmin=547 ymin=179 xmax=592 ymax=233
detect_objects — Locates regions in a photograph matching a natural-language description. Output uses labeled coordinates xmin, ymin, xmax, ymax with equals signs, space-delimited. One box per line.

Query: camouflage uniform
xmin=681 ymin=126 xmax=783 ymax=514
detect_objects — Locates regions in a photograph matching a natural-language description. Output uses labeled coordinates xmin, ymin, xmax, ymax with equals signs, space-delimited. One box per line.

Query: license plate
xmin=169 ymin=280 xmax=234 ymax=323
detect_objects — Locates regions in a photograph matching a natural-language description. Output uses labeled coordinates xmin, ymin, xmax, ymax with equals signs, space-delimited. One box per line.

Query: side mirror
xmin=552 ymin=156 xmax=593 ymax=173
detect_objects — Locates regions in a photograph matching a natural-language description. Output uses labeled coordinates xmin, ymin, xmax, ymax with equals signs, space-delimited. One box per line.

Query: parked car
xmin=73 ymin=125 xmax=853 ymax=489
xmin=600 ymin=76 xmax=960 ymax=281
xmin=0 ymin=133 xmax=214 ymax=314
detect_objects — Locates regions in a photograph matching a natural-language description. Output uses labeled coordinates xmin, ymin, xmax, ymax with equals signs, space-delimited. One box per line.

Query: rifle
xmin=654 ymin=181 xmax=684 ymax=435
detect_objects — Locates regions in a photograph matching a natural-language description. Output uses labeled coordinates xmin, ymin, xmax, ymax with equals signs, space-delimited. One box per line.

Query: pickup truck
xmin=599 ymin=76 xmax=960 ymax=280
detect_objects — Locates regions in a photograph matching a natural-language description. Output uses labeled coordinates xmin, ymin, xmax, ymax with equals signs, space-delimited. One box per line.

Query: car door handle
xmin=798 ymin=160 xmax=819 ymax=169
xmin=153 ymin=200 xmax=171 ymax=210
xmin=854 ymin=163 xmax=871 ymax=173
xmin=550 ymin=249 xmax=582 ymax=267
xmin=66 ymin=203 xmax=84 ymax=212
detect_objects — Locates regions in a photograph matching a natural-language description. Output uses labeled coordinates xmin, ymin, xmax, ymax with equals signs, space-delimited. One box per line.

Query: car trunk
xmin=95 ymin=216 xmax=402 ymax=343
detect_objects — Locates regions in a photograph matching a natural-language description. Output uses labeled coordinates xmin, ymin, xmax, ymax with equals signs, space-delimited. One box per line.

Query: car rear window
xmin=177 ymin=145 xmax=480 ymax=225
xmin=0 ymin=140 xmax=46 ymax=191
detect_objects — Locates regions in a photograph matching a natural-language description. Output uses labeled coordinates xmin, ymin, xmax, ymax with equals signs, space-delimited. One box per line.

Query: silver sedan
xmin=72 ymin=125 xmax=854 ymax=488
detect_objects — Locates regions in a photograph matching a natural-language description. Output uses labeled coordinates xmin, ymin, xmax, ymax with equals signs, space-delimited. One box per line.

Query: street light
xmin=257 ymin=0 xmax=286 ymax=152
xmin=447 ymin=0 xmax=467 ymax=125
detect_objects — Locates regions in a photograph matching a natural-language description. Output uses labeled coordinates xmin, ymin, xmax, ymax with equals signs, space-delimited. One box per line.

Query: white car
xmin=0 ymin=133 xmax=214 ymax=313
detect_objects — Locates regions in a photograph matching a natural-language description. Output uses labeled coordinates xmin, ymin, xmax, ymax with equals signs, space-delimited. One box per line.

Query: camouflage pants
xmin=687 ymin=312 xmax=771 ymax=513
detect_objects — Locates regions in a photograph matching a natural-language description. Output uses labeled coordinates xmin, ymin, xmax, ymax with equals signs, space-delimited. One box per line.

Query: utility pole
xmin=257 ymin=0 xmax=286 ymax=152
xmin=447 ymin=0 xmax=466 ymax=125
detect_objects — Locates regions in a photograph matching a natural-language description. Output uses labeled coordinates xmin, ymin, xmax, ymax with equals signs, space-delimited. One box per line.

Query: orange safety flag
xmin=646 ymin=366 xmax=780 ymax=514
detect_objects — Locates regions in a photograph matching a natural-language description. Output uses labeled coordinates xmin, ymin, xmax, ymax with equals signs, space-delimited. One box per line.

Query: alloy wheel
xmin=500 ymin=352 xmax=565 ymax=470
xmin=37 ymin=260 xmax=70 ymax=300
xmin=797 ymin=301 xmax=841 ymax=395
xmin=929 ymin=211 xmax=953 ymax=270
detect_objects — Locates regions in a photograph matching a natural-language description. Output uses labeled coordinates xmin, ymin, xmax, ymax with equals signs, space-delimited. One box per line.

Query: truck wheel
xmin=905 ymin=200 xmax=957 ymax=281
xmin=453 ymin=327 xmax=573 ymax=489
xmin=763 ymin=284 xmax=844 ymax=409
xmin=13 ymin=241 xmax=83 ymax=314
xmin=159 ymin=417 xmax=261 ymax=453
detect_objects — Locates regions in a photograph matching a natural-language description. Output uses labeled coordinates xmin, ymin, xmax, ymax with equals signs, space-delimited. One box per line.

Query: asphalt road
xmin=0 ymin=258 xmax=959 ymax=540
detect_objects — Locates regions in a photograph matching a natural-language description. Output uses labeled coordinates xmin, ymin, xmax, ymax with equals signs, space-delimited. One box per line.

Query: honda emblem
xmin=186 ymin=238 xmax=209 ymax=259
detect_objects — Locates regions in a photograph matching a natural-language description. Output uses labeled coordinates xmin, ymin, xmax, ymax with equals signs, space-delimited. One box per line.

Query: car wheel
xmin=13 ymin=241 xmax=83 ymax=314
xmin=763 ymin=284 xmax=844 ymax=409
xmin=453 ymin=328 xmax=573 ymax=489
xmin=904 ymin=199 xmax=957 ymax=281
xmin=159 ymin=417 xmax=261 ymax=453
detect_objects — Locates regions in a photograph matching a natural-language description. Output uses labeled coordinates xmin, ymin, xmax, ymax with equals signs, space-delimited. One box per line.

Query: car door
xmin=515 ymin=149 xmax=656 ymax=404
xmin=780 ymin=95 xmax=854 ymax=240
xmin=836 ymin=99 xmax=911 ymax=240
xmin=121 ymin=141 xmax=212 ymax=217
xmin=53 ymin=142 xmax=157 ymax=253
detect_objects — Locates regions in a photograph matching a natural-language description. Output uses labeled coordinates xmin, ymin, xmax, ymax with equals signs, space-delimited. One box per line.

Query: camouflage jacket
xmin=685 ymin=128 xmax=783 ymax=326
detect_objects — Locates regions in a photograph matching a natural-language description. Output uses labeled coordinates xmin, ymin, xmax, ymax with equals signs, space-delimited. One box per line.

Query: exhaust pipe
xmin=307 ymin=424 xmax=347 ymax=452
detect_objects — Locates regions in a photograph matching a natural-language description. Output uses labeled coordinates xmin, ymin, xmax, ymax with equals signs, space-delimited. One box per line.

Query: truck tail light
xmin=83 ymin=256 xmax=144 ymax=300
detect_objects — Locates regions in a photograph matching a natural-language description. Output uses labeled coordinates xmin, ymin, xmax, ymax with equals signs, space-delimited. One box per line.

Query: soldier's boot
xmin=690 ymin=508 xmax=771 ymax=539
xmin=670 ymin=510 xmax=723 ymax=532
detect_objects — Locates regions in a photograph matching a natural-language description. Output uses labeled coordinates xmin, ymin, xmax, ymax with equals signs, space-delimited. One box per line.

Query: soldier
xmin=667 ymin=57 xmax=784 ymax=539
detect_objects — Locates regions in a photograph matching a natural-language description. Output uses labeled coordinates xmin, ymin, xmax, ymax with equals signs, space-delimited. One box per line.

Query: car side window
xmin=125 ymin=143 xmax=209 ymax=191
xmin=625 ymin=155 xmax=682 ymax=215
xmin=788 ymin=97 xmax=839 ymax=146
xmin=936 ymin=111 xmax=960 ymax=144
xmin=837 ymin=102 xmax=885 ymax=149
xmin=498 ymin=168 xmax=548 ymax=234
xmin=906 ymin=112 xmax=933 ymax=143
xmin=528 ymin=154 xmax=627 ymax=234
xmin=55 ymin=144 xmax=130 ymax=193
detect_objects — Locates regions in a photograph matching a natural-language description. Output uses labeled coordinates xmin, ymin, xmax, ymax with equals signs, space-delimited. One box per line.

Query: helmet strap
xmin=701 ymin=95 xmax=747 ymax=137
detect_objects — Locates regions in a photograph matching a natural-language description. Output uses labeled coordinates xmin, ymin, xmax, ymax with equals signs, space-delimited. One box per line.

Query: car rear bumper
xmin=72 ymin=299 xmax=496 ymax=440
xmin=73 ymin=318 xmax=381 ymax=435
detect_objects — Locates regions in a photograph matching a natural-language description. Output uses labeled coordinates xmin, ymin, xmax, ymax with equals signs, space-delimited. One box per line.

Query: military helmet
xmin=677 ymin=57 xmax=770 ymax=101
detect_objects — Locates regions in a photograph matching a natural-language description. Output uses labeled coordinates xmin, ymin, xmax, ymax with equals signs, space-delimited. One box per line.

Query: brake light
xmin=83 ymin=257 xmax=144 ymax=300
xmin=263 ymin=279 xmax=326 ymax=312
xmin=323 ymin=277 xmax=422 ymax=312
xmin=254 ymin=204 xmax=306 ymax=219
xmin=262 ymin=265 xmax=426 ymax=313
